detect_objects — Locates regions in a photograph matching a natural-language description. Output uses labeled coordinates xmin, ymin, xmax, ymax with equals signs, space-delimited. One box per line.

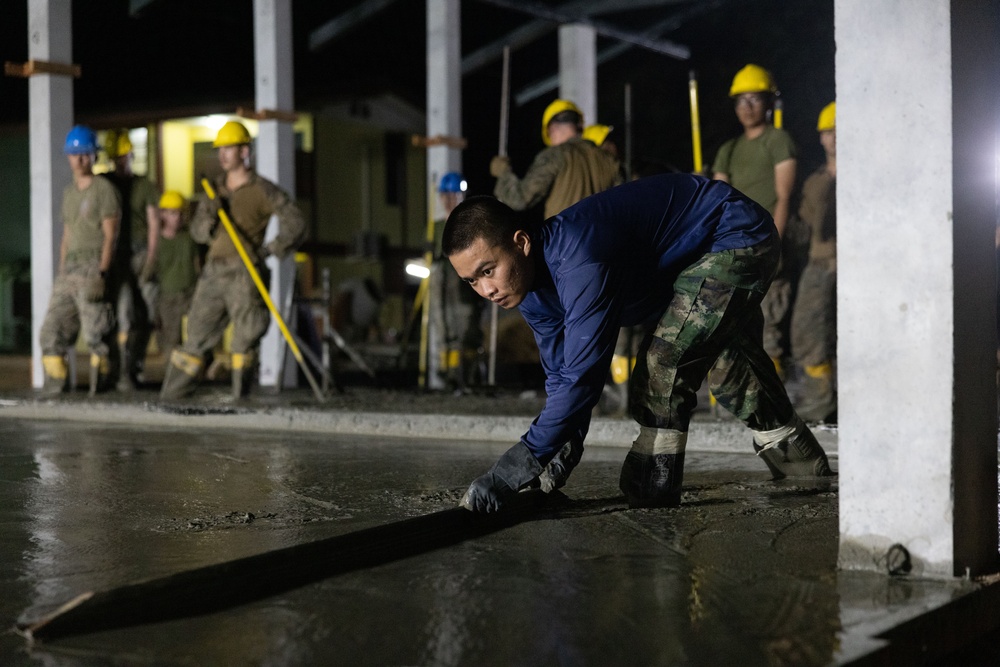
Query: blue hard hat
xmin=64 ymin=125 xmax=98 ymax=155
xmin=438 ymin=172 xmax=467 ymax=193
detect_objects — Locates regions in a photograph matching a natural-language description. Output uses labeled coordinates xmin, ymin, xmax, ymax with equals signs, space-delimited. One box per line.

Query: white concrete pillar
xmin=836 ymin=0 xmax=998 ymax=577
xmin=558 ymin=24 xmax=596 ymax=127
xmin=28 ymin=0 xmax=73 ymax=389
xmin=253 ymin=0 xmax=298 ymax=389
xmin=426 ymin=0 xmax=462 ymax=389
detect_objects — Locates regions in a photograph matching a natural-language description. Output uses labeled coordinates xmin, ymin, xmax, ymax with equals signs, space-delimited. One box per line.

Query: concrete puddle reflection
xmin=0 ymin=419 xmax=844 ymax=665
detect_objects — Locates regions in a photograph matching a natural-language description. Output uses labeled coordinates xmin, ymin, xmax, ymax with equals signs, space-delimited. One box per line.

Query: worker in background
xmin=712 ymin=64 xmax=798 ymax=379
xmin=103 ymin=130 xmax=160 ymax=390
xmin=39 ymin=125 xmax=122 ymax=396
xmin=443 ymin=175 xmax=833 ymax=513
xmin=160 ymin=121 xmax=306 ymax=400
xmin=790 ymin=102 xmax=838 ymax=423
xmin=429 ymin=172 xmax=484 ymax=391
xmin=490 ymin=99 xmax=621 ymax=220
xmin=153 ymin=191 xmax=199 ymax=358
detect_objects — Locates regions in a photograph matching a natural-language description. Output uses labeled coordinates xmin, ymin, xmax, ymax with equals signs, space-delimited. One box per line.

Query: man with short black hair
xmin=443 ymin=174 xmax=833 ymax=513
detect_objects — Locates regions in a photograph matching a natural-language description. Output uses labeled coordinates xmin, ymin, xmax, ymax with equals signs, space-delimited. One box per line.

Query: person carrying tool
xmin=160 ymin=121 xmax=305 ymax=400
xmin=428 ymin=172 xmax=485 ymax=390
xmin=103 ymin=130 xmax=160 ymax=390
xmin=153 ymin=190 xmax=199 ymax=357
xmin=490 ymin=99 xmax=621 ymax=220
xmin=790 ymin=102 xmax=838 ymax=423
xmin=712 ymin=64 xmax=799 ymax=379
xmin=39 ymin=125 xmax=122 ymax=396
xmin=442 ymin=174 xmax=833 ymax=513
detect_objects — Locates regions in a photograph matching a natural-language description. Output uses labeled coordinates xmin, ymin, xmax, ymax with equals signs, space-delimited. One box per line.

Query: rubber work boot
xmin=538 ymin=438 xmax=584 ymax=493
xmin=619 ymin=451 xmax=686 ymax=508
xmin=231 ymin=352 xmax=256 ymax=399
xmin=88 ymin=354 xmax=111 ymax=396
xmin=752 ymin=415 xmax=834 ymax=479
xmin=116 ymin=331 xmax=135 ymax=392
xmin=796 ymin=363 xmax=837 ymax=423
xmin=160 ymin=349 xmax=202 ymax=400
xmin=41 ymin=355 xmax=69 ymax=396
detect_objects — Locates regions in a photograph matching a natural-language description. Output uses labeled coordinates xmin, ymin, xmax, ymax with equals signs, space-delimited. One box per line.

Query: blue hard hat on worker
xmin=64 ymin=125 xmax=98 ymax=155
xmin=439 ymin=172 xmax=467 ymax=194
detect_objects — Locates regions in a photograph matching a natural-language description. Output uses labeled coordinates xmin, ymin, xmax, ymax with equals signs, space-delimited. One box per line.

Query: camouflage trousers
xmin=791 ymin=258 xmax=837 ymax=367
xmin=628 ymin=235 xmax=794 ymax=433
xmin=156 ymin=289 xmax=194 ymax=356
xmin=177 ymin=258 xmax=270 ymax=358
xmin=116 ymin=248 xmax=157 ymax=337
xmin=39 ymin=262 xmax=115 ymax=357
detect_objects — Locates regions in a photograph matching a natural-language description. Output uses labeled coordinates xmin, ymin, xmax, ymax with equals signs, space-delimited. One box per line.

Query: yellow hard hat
xmin=729 ymin=64 xmax=777 ymax=97
xmin=213 ymin=121 xmax=251 ymax=148
xmin=817 ymin=101 xmax=836 ymax=131
xmin=105 ymin=131 xmax=133 ymax=159
xmin=541 ymin=99 xmax=583 ymax=145
xmin=582 ymin=124 xmax=612 ymax=147
xmin=159 ymin=190 xmax=186 ymax=210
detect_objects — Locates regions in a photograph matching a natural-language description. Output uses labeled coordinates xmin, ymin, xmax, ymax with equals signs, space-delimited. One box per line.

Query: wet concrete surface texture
xmin=0 ymin=418 xmax=850 ymax=666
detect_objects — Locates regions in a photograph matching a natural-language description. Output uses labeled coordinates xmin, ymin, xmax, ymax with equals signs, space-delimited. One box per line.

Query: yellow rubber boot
xmin=161 ymin=350 xmax=202 ymax=400
xmin=231 ymin=351 xmax=255 ymax=399
xmin=41 ymin=355 xmax=68 ymax=396
xmin=88 ymin=353 xmax=110 ymax=396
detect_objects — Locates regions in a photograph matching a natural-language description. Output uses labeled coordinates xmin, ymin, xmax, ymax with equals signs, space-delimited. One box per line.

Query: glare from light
xmin=459 ymin=179 xmax=468 ymax=192
xmin=406 ymin=263 xmax=430 ymax=279
xmin=204 ymin=115 xmax=231 ymax=131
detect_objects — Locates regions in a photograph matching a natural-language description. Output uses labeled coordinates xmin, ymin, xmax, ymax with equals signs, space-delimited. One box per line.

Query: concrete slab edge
xmin=838 ymin=577 xmax=1000 ymax=666
xmin=0 ymin=399 xmax=838 ymax=454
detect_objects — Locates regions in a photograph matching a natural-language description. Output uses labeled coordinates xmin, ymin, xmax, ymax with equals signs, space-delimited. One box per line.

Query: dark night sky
xmin=0 ymin=0 xmax=835 ymax=199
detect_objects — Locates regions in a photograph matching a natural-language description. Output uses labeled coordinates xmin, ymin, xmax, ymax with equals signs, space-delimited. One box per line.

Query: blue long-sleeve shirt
xmin=517 ymin=173 xmax=775 ymax=462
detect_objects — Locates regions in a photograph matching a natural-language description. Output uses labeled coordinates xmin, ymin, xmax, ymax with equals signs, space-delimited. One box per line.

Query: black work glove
xmin=460 ymin=442 xmax=543 ymax=513
xmin=537 ymin=437 xmax=584 ymax=493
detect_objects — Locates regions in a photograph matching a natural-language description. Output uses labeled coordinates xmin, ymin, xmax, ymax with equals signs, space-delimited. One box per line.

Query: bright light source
xmin=459 ymin=179 xmax=468 ymax=192
xmin=203 ymin=115 xmax=231 ymax=131
xmin=405 ymin=262 xmax=430 ymax=279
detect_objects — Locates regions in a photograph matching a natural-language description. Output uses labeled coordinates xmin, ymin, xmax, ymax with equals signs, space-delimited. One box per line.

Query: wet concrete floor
xmin=0 ymin=417 xmax=860 ymax=666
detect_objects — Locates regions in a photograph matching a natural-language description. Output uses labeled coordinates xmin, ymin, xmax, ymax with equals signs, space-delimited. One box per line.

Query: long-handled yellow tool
xmin=688 ymin=70 xmax=703 ymax=174
xmin=201 ymin=178 xmax=325 ymax=403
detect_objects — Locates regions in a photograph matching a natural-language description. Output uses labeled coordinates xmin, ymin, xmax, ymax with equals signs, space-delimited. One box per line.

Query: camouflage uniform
xmin=104 ymin=172 xmax=159 ymax=386
xmin=494 ymin=137 xmax=622 ymax=219
xmin=160 ymin=171 xmax=305 ymax=399
xmin=629 ymin=235 xmax=792 ymax=432
xmin=39 ymin=176 xmax=121 ymax=391
xmin=790 ymin=166 xmax=837 ymax=421
xmin=154 ymin=228 xmax=199 ymax=354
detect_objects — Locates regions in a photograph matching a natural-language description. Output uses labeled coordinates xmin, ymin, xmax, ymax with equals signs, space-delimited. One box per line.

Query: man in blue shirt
xmin=443 ymin=174 xmax=833 ymax=513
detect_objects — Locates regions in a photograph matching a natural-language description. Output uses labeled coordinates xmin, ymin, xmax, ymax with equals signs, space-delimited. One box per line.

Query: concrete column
xmin=28 ymin=0 xmax=73 ymax=389
xmin=558 ymin=24 xmax=596 ymax=127
xmin=253 ymin=0 xmax=298 ymax=389
xmin=836 ymin=0 xmax=998 ymax=577
xmin=426 ymin=0 xmax=462 ymax=389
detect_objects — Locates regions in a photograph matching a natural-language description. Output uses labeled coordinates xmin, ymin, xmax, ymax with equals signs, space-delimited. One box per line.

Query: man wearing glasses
xmin=712 ymin=64 xmax=798 ymax=381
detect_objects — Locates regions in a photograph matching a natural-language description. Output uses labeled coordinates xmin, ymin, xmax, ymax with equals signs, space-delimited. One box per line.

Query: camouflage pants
xmin=116 ymin=248 xmax=157 ymax=336
xmin=430 ymin=259 xmax=485 ymax=357
xmin=177 ymin=259 xmax=270 ymax=357
xmin=39 ymin=263 xmax=115 ymax=357
xmin=628 ymin=235 xmax=794 ymax=432
xmin=157 ymin=289 xmax=194 ymax=356
xmin=791 ymin=258 xmax=837 ymax=367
